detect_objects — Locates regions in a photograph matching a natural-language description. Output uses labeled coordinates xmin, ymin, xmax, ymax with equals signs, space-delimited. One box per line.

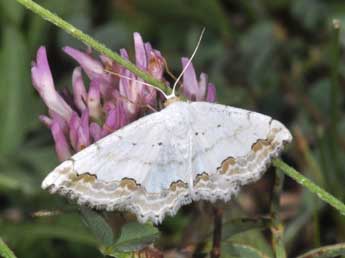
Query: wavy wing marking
xmin=41 ymin=102 xmax=195 ymax=224
xmin=41 ymin=101 xmax=292 ymax=224
xmin=188 ymin=102 xmax=292 ymax=202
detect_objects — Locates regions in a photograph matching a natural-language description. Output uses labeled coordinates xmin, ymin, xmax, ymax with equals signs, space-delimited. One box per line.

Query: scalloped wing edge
xmin=42 ymin=119 xmax=291 ymax=224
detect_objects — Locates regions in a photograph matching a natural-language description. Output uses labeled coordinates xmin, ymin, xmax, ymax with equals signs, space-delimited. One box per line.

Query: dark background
xmin=0 ymin=0 xmax=345 ymax=257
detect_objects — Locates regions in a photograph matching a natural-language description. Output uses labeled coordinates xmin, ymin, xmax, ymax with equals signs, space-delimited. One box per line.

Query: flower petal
xmin=197 ymin=73 xmax=208 ymax=101
xmin=51 ymin=119 xmax=71 ymax=161
xmin=32 ymin=47 xmax=54 ymax=92
xmin=68 ymin=112 xmax=80 ymax=150
xmin=63 ymin=46 xmax=104 ymax=79
xmin=134 ymin=32 xmax=147 ymax=69
xmin=72 ymin=67 xmax=87 ymax=111
xmin=141 ymin=85 xmax=157 ymax=107
xmin=77 ymin=109 xmax=90 ymax=150
xmin=31 ymin=47 xmax=73 ymax=121
xmin=103 ymin=104 xmax=129 ymax=134
xmin=119 ymin=75 xmax=140 ymax=116
xmin=87 ymin=79 xmax=102 ymax=120
xmin=147 ymin=50 xmax=165 ymax=80
xmin=181 ymin=57 xmax=199 ymax=101
xmin=206 ymin=83 xmax=216 ymax=103
xmin=90 ymin=122 xmax=102 ymax=142
xmin=39 ymin=115 xmax=52 ymax=127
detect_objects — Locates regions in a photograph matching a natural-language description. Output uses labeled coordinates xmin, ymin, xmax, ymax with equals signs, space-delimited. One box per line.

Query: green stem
xmin=15 ymin=0 xmax=172 ymax=95
xmin=0 ymin=237 xmax=17 ymax=258
xmin=328 ymin=19 xmax=344 ymax=196
xmin=270 ymin=169 xmax=287 ymax=258
xmin=273 ymin=159 xmax=345 ymax=216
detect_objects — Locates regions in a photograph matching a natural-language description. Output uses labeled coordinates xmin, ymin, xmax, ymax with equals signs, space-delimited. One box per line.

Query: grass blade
xmin=0 ymin=237 xmax=17 ymax=258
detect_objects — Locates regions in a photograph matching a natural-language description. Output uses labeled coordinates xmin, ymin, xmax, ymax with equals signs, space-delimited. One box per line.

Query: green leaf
xmin=239 ymin=21 xmax=279 ymax=92
xmin=102 ymin=222 xmax=159 ymax=256
xmin=1 ymin=219 xmax=97 ymax=247
xmin=229 ymin=229 xmax=273 ymax=257
xmin=17 ymin=145 xmax=57 ymax=178
xmin=284 ymin=191 xmax=324 ymax=249
xmin=2 ymin=212 xmax=98 ymax=258
xmin=0 ymin=0 xmax=24 ymax=25
xmin=0 ymin=237 xmax=17 ymax=258
xmin=221 ymin=242 xmax=271 ymax=258
xmin=0 ymin=25 xmax=36 ymax=155
xmin=290 ymin=0 xmax=326 ymax=31
xmin=80 ymin=207 xmax=114 ymax=246
xmin=0 ymin=166 xmax=38 ymax=195
xmin=0 ymin=174 xmax=21 ymax=191
xmin=222 ymin=217 xmax=271 ymax=240
xmin=296 ymin=242 xmax=345 ymax=258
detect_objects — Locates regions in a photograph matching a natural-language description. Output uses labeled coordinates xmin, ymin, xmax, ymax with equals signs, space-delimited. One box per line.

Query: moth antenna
xmin=168 ymin=27 xmax=206 ymax=99
xmin=104 ymin=69 xmax=169 ymax=99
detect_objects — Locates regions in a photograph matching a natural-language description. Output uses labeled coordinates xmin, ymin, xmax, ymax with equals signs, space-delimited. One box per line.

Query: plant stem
xmin=211 ymin=206 xmax=223 ymax=258
xmin=330 ymin=19 xmax=340 ymax=140
xmin=270 ymin=169 xmax=287 ymax=258
xmin=0 ymin=237 xmax=17 ymax=258
xmin=15 ymin=0 xmax=172 ymax=96
xmin=273 ymin=159 xmax=345 ymax=216
xmin=329 ymin=19 xmax=343 ymax=194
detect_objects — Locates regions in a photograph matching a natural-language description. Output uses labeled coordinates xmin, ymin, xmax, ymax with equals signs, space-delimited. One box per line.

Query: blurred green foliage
xmin=1 ymin=0 xmax=345 ymax=257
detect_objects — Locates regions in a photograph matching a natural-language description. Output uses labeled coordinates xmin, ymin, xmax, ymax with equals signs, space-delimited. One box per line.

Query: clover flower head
xmin=31 ymin=33 xmax=217 ymax=160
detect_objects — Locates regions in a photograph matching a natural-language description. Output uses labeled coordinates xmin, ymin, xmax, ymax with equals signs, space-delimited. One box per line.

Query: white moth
xmin=42 ymin=98 xmax=292 ymax=224
xmin=42 ymin=30 xmax=292 ymax=224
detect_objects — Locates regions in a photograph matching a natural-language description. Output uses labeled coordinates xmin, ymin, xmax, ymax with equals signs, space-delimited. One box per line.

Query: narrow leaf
xmin=296 ymin=242 xmax=345 ymax=258
xmin=80 ymin=207 xmax=114 ymax=246
xmin=102 ymin=222 xmax=159 ymax=256
xmin=0 ymin=174 xmax=21 ymax=191
xmin=0 ymin=0 xmax=24 ymax=24
xmin=1 ymin=220 xmax=97 ymax=246
xmin=0 ymin=237 xmax=17 ymax=258
xmin=222 ymin=217 xmax=271 ymax=240
xmin=221 ymin=242 xmax=270 ymax=258
xmin=0 ymin=25 xmax=35 ymax=154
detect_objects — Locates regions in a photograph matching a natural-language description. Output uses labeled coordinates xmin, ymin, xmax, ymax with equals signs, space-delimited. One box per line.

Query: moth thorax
xmin=164 ymin=96 xmax=181 ymax=107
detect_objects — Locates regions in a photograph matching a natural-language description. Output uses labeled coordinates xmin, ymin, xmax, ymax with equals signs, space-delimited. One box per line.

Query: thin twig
xmin=273 ymin=159 xmax=345 ymax=216
xmin=15 ymin=0 xmax=171 ymax=96
xmin=210 ymin=206 xmax=223 ymax=258
xmin=270 ymin=169 xmax=287 ymax=258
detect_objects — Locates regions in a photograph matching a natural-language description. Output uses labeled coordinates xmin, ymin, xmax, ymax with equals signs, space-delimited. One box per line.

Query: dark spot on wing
xmin=94 ymin=142 xmax=101 ymax=150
